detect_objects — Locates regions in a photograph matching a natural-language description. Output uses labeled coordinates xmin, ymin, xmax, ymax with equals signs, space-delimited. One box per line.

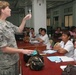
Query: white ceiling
xmin=47 ymin=0 xmax=74 ymax=9
xmin=4 ymin=0 xmax=74 ymax=13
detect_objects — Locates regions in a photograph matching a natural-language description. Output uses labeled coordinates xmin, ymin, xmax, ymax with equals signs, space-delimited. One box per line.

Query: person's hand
xmin=53 ymin=42 xmax=60 ymax=47
xmin=53 ymin=43 xmax=61 ymax=51
xmin=23 ymin=14 xmax=32 ymax=20
xmin=36 ymin=38 xmax=40 ymax=41
xmin=22 ymin=49 xmax=34 ymax=55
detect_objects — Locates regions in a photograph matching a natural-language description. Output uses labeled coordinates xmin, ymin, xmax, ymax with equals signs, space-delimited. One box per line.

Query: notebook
xmin=43 ymin=50 xmax=57 ymax=54
xmin=47 ymin=56 xmax=74 ymax=63
xmin=57 ymin=56 xmax=74 ymax=62
xmin=47 ymin=56 xmax=61 ymax=62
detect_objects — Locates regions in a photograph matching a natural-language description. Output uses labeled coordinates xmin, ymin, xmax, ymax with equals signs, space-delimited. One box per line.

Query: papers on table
xmin=43 ymin=50 xmax=57 ymax=54
xmin=47 ymin=56 xmax=74 ymax=63
xmin=60 ymin=66 xmax=67 ymax=71
xmin=29 ymin=40 xmax=39 ymax=44
xmin=47 ymin=56 xmax=61 ymax=63
xmin=57 ymin=56 xmax=74 ymax=62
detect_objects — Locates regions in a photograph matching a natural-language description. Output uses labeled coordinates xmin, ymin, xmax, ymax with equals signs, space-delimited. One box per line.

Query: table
xmin=19 ymin=52 xmax=76 ymax=75
xmin=17 ymin=41 xmax=76 ymax=75
xmin=17 ymin=41 xmax=46 ymax=50
xmin=17 ymin=40 xmax=46 ymax=74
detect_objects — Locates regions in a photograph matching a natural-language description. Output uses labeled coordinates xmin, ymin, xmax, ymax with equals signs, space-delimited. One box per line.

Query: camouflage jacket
xmin=0 ymin=20 xmax=19 ymax=69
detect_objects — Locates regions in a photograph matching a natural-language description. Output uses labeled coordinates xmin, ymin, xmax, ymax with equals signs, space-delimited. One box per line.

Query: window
xmin=47 ymin=18 xmax=50 ymax=26
xmin=64 ymin=7 xmax=73 ymax=13
xmin=53 ymin=16 xmax=59 ymax=27
xmin=64 ymin=15 xmax=73 ymax=27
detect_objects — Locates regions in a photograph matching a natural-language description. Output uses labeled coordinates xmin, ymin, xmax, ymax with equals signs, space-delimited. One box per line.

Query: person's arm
xmin=18 ymin=14 xmax=31 ymax=33
xmin=53 ymin=45 xmax=61 ymax=51
xmin=36 ymin=38 xmax=44 ymax=43
xmin=53 ymin=43 xmax=67 ymax=54
xmin=57 ymin=48 xmax=68 ymax=53
xmin=53 ymin=46 xmax=67 ymax=53
xmin=1 ymin=46 xmax=33 ymax=55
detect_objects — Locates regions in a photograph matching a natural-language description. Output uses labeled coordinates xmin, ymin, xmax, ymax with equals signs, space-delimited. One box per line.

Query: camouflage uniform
xmin=0 ymin=20 xmax=19 ymax=75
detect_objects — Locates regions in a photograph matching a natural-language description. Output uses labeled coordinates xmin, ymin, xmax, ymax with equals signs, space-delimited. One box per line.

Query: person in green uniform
xmin=0 ymin=1 xmax=34 ymax=75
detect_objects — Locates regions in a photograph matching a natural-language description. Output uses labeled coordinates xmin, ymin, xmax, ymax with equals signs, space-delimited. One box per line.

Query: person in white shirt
xmin=73 ymin=39 xmax=76 ymax=61
xmin=29 ymin=28 xmax=35 ymax=38
xmin=36 ymin=28 xmax=51 ymax=49
xmin=53 ymin=30 xmax=74 ymax=57
xmin=36 ymin=28 xmax=43 ymax=38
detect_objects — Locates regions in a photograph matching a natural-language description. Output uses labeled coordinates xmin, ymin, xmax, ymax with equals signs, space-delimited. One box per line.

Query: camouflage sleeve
xmin=7 ymin=21 xmax=19 ymax=34
xmin=0 ymin=30 xmax=7 ymax=48
xmin=10 ymin=23 xmax=19 ymax=34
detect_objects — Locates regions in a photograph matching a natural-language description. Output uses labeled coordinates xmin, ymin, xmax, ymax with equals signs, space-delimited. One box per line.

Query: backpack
xmin=62 ymin=64 xmax=76 ymax=75
xmin=23 ymin=50 xmax=44 ymax=71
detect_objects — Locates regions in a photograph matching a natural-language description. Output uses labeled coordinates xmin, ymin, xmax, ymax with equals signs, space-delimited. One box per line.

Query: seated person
xmin=69 ymin=26 xmax=76 ymax=34
xmin=69 ymin=26 xmax=76 ymax=39
xmin=53 ymin=30 xmax=74 ymax=57
xmin=29 ymin=28 xmax=35 ymax=39
xmin=73 ymin=39 xmax=76 ymax=61
xmin=23 ymin=27 xmax=30 ymax=42
xmin=54 ymin=27 xmax=62 ymax=39
xmin=36 ymin=28 xmax=51 ymax=49
xmin=55 ymin=27 xmax=62 ymax=33
xmin=36 ymin=28 xmax=43 ymax=38
xmin=23 ymin=34 xmax=29 ymax=42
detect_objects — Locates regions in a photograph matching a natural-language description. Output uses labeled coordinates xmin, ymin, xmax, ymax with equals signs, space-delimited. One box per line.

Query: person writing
xmin=0 ymin=1 xmax=33 ymax=75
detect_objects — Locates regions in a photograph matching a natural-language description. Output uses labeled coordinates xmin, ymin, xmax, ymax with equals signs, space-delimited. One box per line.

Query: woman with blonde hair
xmin=0 ymin=1 xmax=33 ymax=75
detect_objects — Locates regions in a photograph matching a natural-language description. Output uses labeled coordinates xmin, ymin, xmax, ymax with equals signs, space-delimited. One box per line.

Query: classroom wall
xmin=7 ymin=0 xmax=76 ymax=30
xmin=7 ymin=13 xmax=24 ymax=27
xmin=50 ymin=1 xmax=74 ymax=29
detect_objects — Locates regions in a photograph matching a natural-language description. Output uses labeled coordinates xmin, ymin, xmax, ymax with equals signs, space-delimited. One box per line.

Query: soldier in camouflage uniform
xmin=0 ymin=1 xmax=33 ymax=75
